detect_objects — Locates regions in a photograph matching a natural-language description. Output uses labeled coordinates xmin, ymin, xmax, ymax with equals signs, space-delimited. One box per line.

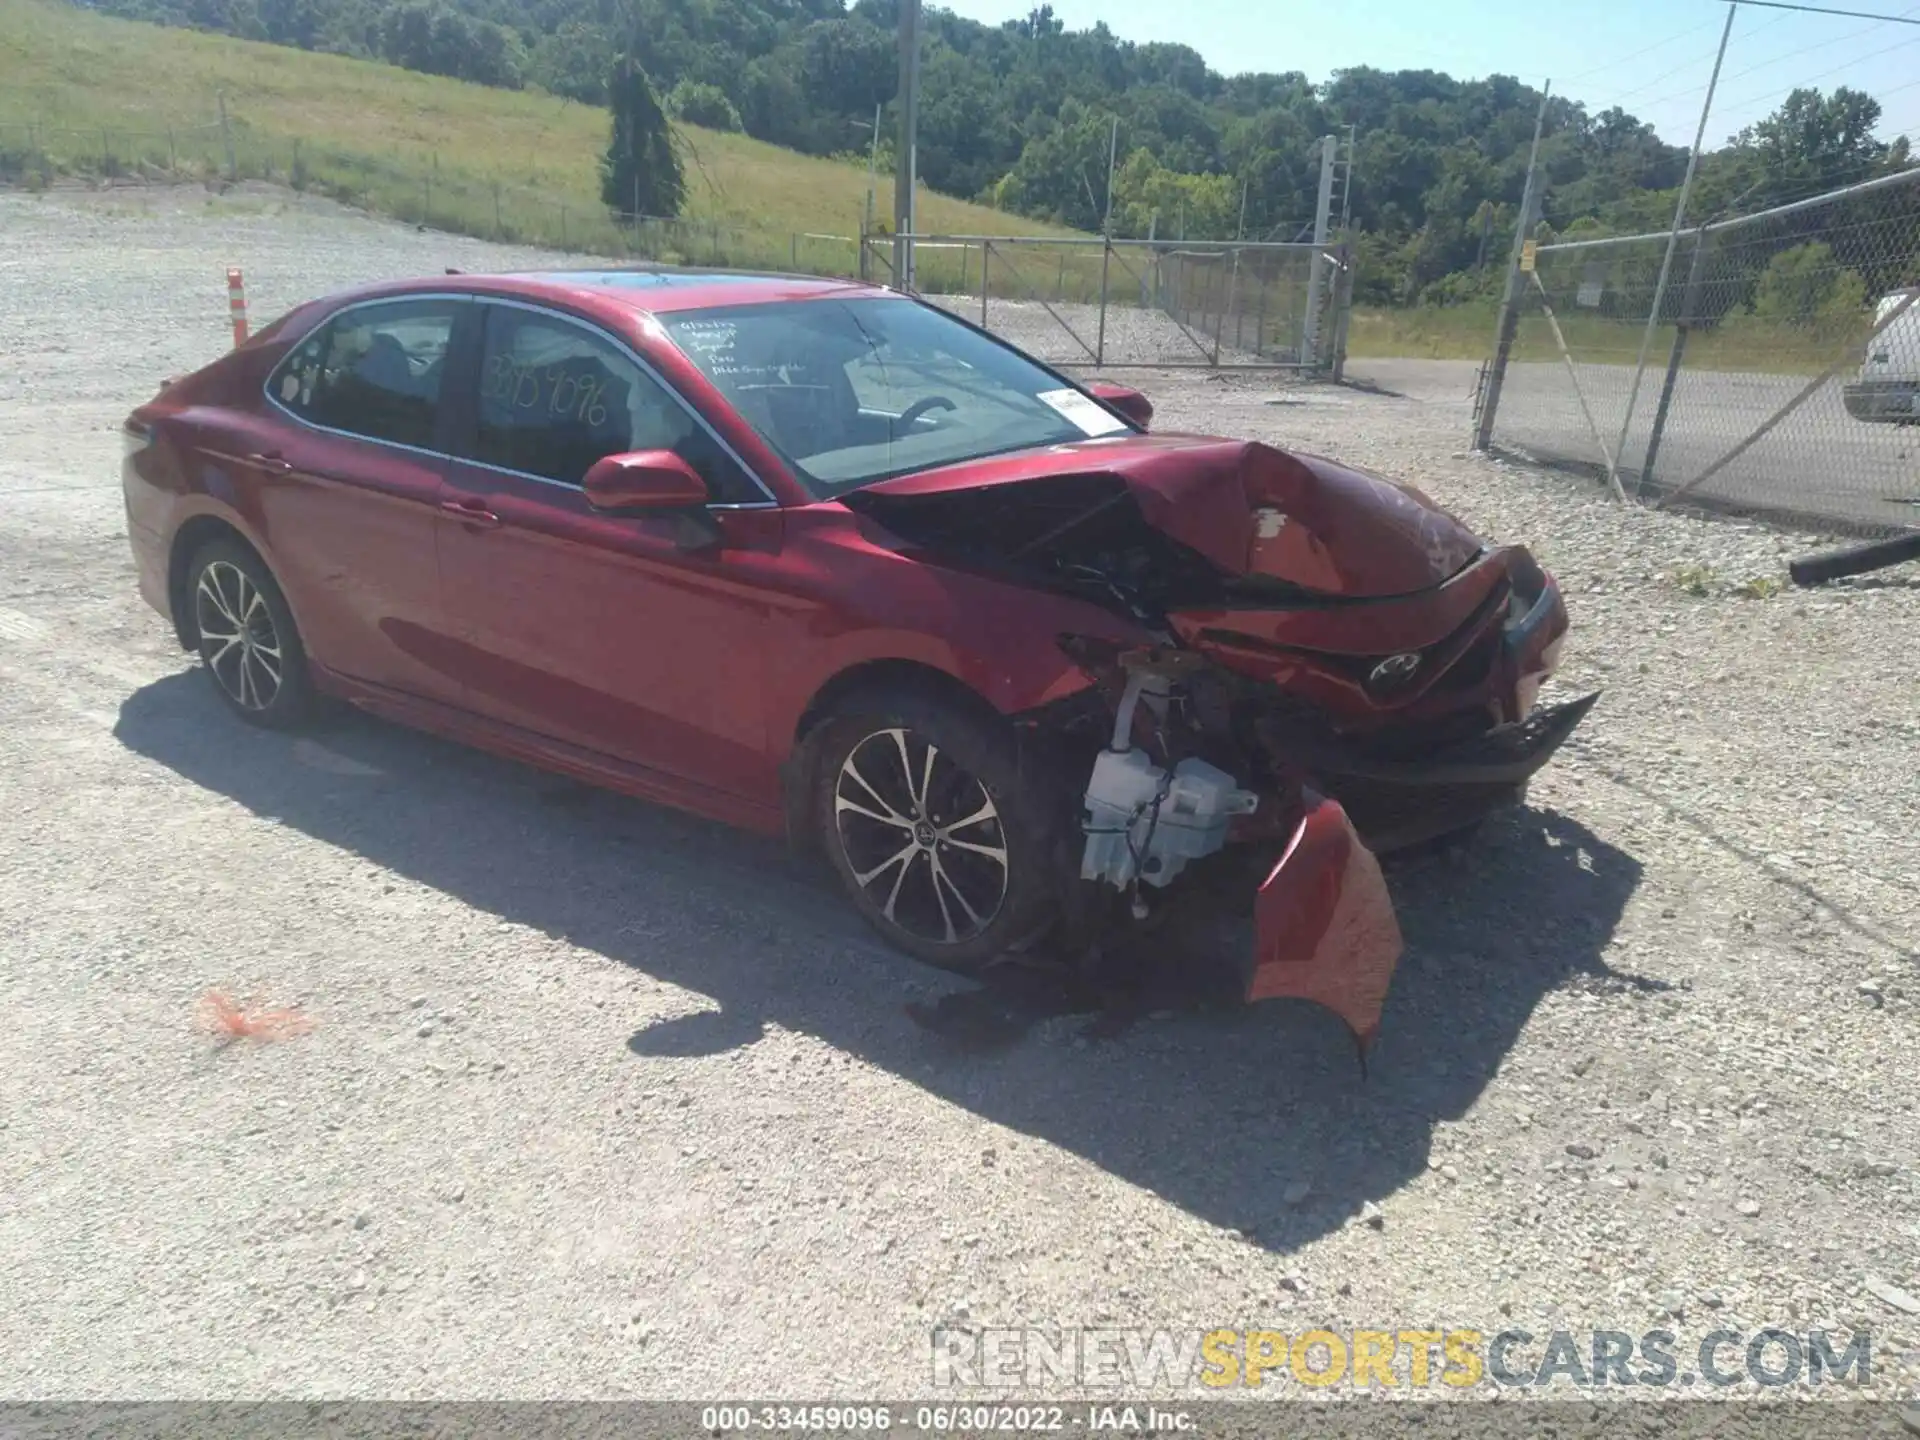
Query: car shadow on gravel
xmin=117 ymin=674 xmax=1652 ymax=1253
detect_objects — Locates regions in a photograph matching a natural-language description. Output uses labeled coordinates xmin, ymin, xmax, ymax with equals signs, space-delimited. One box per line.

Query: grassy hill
xmin=0 ymin=0 xmax=1078 ymax=276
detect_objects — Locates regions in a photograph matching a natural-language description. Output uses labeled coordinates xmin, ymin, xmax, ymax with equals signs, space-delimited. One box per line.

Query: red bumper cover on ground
xmin=1247 ymin=795 xmax=1405 ymax=1047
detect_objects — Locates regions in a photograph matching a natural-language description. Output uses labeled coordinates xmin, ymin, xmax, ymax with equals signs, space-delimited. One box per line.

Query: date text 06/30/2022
xmin=701 ymin=1406 xmax=1195 ymax=1433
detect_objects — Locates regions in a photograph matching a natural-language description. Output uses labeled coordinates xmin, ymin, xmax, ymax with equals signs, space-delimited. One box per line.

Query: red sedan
xmin=122 ymin=269 xmax=1591 ymax=1045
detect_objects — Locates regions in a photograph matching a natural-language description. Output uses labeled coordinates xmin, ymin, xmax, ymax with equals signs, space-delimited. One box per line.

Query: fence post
xmin=218 ymin=92 xmax=236 ymax=181
xmin=1642 ymin=227 xmax=1708 ymax=488
xmin=1211 ymin=259 xmax=1227 ymax=366
xmin=493 ymin=182 xmax=502 ymax=239
xmin=101 ymin=129 xmax=111 ymax=174
xmin=980 ymin=241 xmax=990 ymax=328
xmin=791 ymin=231 xmax=799 ymax=270
xmin=560 ymin=203 xmax=568 ymax=251
xmin=1253 ymin=256 xmax=1268 ymax=358
xmin=168 ymin=127 xmax=177 ymax=172
xmin=423 ymin=172 xmax=431 ymax=227
xmin=1095 ymin=238 xmax=1113 ymax=366
xmin=1472 ymin=84 xmax=1550 ymax=450
xmin=1230 ymin=249 xmax=1244 ymax=354
xmin=1330 ymin=241 xmax=1355 ymax=382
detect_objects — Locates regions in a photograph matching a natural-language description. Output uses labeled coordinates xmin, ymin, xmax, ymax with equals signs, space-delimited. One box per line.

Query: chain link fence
xmin=0 ymin=117 xmax=862 ymax=278
xmin=862 ymin=234 xmax=1350 ymax=372
xmin=2 ymin=109 xmax=1349 ymax=375
xmin=1480 ymin=165 xmax=1920 ymax=536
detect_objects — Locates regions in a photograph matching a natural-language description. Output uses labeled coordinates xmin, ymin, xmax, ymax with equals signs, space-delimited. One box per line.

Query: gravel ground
xmin=1 ymin=187 xmax=1918 ymax=1404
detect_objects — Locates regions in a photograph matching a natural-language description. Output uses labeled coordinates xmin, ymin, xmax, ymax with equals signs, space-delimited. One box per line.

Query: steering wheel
xmin=897 ymin=395 xmax=957 ymax=428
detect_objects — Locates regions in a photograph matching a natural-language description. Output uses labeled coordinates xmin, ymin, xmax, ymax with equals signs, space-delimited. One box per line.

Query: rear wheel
xmin=812 ymin=691 xmax=1061 ymax=971
xmin=187 ymin=539 xmax=316 ymax=729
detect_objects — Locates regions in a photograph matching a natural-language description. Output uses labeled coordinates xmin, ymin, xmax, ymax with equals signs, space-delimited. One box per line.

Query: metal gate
xmin=860 ymin=232 xmax=1353 ymax=374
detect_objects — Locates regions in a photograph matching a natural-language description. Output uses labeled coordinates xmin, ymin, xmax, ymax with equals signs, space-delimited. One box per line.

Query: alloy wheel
xmin=194 ymin=560 xmax=283 ymax=713
xmin=832 ymin=727 xmax=1010 ymax=945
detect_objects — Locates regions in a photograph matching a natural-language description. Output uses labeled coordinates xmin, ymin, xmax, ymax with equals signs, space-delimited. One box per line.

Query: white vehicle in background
xmin=1844 ymin=288 xmax=1920 ymax=424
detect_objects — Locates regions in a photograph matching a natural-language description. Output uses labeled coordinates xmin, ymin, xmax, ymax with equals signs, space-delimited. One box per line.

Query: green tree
xmin=528 ymin=21 xmax=613 ymax=104
xmin=377 ymin=2 xmax=521 ymax=87
xmin=1750 ymin=242 xmax=1867 ymax=327
xmin=1107 ymin=148 xmax=1236 ymax=238
xmin=601 ymin=55 xmax=684 ymax=221
xmin=1731 ymin=87 xmax=1888 ymax=208
xmin=666 ymin=80 xmax=742 ymax=131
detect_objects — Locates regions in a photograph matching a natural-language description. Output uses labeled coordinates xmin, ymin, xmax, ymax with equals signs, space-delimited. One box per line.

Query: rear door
xmin=257 ymin=295 xmax=472 ymax=704
xmin=433 ymin=299 xmax=784 ymax=800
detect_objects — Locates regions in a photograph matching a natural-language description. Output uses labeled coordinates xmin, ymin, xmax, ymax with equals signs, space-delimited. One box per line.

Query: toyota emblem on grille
xmin=1370 ymin=652 xmax=1422 ymax=686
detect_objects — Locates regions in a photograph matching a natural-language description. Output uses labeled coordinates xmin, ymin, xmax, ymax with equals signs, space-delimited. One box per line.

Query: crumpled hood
xmin=857 ymin=435 xmax=1483 ymax=597
xmin=1113 ymin=441 xmax=1484 ymax=596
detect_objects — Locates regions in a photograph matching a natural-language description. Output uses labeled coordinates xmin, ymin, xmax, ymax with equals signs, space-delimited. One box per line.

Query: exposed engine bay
xmin=845 ymin=443 xmax=1596 ymax=1045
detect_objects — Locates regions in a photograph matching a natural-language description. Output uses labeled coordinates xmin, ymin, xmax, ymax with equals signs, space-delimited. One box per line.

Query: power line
xmin=1591 ymin=4 xmax=1791 ymax=109
xmin=1722 ymin=0 xmax=1920 ymax=20
xmin=1618 ymin=22 xmax=1920 ymax=120
xmin=1713 ymin=0 xmax=1920 ymax=83
xmin=1718 ymin=32 xmax=1920 ymax=112
xmin=1560 ymin=16 xmax=1727 ymax=87
xmin=1605 ymin=53 xmax=1725 ymax=106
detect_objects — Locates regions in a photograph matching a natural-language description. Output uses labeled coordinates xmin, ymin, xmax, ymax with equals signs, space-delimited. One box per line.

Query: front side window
xmin=660 ymin=297 xmax=1133 ymax=497
xmin=272 ymin=299 xmax=457 ymax=450
xmin=469 ymin=305 xmax=757 ymax=500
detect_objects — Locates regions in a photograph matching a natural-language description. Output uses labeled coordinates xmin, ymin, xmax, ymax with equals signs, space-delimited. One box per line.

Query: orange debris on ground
xmin=199 ymin=989 xmax=315 ymax=1043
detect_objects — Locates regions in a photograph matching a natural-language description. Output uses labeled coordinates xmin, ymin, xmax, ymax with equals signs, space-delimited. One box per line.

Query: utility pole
xmin=892 ymin=0 xmax=921 ymax=290
xmin=1473 ymin=82 xmax=1551 ymax=451
xmin=1301 ymin=134 xmax=1338 ymax=366
xmin=1614 ymin=0 xmax=1736 ymax=498
xmin=1100 ymin=115 xmax=1119 ymax=234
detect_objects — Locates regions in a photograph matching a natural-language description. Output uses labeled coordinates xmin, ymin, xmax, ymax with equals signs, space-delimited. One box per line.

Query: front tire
xmin=812 ymin=691 xmax=1062 ymax=972
xmin=186 ymin=539 xmax=316 ymax=729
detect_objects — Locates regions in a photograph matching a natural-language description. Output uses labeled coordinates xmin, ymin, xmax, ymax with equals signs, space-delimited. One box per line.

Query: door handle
xmin=245 ymin=451 xmax=293 ymax=474
xmin=439 ymin=498 xmax=501 ymax=528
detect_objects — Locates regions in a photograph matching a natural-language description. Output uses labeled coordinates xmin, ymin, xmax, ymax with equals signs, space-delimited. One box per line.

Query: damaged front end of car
xmin=844 ymin=440 xmax=1598 ymax=1046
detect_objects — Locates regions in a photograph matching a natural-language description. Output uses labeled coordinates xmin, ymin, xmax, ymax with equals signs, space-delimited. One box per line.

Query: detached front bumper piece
xmin=1246 ymin=794 xmax=1404 ymax=1047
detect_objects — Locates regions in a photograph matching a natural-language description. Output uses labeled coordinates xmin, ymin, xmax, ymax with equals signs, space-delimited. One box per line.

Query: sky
xmin=932 ymin=0 xmax=1920 ymax=147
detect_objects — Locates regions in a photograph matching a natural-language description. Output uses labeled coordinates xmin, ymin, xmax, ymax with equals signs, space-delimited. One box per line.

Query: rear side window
xmin=272 ymin=299 xmax=458 ymax=450
xmin=468 ymin=304 xmax=760 ymax=501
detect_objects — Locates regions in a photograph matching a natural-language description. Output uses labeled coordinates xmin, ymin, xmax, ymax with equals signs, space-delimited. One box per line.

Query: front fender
xmin=759 ymin=511 xmax=1147 ymax=760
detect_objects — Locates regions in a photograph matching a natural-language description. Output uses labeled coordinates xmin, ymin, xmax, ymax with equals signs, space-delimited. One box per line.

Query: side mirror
xmin=583 ymin=450 xmax=709 ymax=512
xmin=1086 ymin=382 xmax=1153 ymax=431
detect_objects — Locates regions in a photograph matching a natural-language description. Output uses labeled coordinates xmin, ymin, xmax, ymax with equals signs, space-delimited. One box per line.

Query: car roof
xmin=483 ymin=267 xmax=890 ymax=315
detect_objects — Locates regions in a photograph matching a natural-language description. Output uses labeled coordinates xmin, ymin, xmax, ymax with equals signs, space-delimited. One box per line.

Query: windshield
xmin=660 ymin=297 xmax=1132 ymax=496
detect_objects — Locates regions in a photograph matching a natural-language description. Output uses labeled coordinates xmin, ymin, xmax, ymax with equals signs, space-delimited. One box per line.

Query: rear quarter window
xmin=270 ymin=298 xmax=459 ymax=450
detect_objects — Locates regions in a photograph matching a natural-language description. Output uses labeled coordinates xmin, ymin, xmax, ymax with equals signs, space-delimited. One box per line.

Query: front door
xmin=434 ymin=301 xmax=782 ymax=803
